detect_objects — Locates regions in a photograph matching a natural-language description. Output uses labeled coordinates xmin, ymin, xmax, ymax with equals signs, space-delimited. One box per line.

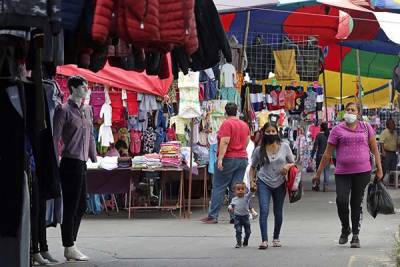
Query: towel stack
xmin=160 ymin=142 xmax=182 ymax=168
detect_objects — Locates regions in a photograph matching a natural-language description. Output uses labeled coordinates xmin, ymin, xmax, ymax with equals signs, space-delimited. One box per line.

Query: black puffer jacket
xmin=172 ymin=0 xmax=231 ymax=76
xmin=0 ymin=0 xmax=61 ymax=32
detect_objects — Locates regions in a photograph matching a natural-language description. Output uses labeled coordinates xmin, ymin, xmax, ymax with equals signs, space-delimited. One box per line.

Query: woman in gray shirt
xmin=249 ymin=122 xmax=295 ymax=249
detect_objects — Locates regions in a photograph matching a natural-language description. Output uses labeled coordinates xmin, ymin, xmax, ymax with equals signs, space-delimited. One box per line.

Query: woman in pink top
xmin=313 ymin=102 xmax=383 ymax=249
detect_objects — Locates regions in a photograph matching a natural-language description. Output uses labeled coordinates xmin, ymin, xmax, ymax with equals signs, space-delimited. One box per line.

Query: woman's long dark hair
xmin=320 ymin=122 xmax=330 ymax=138
xmin=259 ymin=122 xmax=281 ymax=166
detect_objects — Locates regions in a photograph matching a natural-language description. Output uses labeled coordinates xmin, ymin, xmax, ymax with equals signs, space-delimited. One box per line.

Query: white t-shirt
xmin=100 ymin=103 xmax=112 ymax=126
xmin=220 ymin=63 xmax=237 ymax=88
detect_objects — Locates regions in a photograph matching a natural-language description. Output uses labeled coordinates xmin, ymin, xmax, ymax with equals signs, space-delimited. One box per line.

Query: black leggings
xmin=335 ymin=172 xmax=371 ymax=235
xmin=60 ymin=158 xmax=87 ymax=247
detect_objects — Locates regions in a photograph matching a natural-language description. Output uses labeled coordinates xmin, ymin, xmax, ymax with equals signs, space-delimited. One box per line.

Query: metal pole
xmin=322 ymin=68 xmax=329 ymax=122
xmin=239 ymin=10 xmax=251 ymax=72
xmin=339 ymin=45 xmax=343 ymax=107
xmin=187 ymin=118 xmax=194 ymax=218
xmin=356 ymin=49 xmax=363 ymax=110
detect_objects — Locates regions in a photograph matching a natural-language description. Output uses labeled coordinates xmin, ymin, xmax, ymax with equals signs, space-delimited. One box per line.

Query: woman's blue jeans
xmin=257 ymin=179 xmax=286 ymax=242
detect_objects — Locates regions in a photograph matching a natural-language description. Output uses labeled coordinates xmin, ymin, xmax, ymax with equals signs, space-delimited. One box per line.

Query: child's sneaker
xmin=235 ymin=242 xmax=242 ymax=248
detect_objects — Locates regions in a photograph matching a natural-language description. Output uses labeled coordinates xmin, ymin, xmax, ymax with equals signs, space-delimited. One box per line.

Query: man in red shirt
xmin=202 ymin=103 xmax=250 ymax=224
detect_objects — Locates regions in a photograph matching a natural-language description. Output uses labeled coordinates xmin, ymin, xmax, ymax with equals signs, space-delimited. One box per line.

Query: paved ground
xmin=44 ymin=173 xmax=400 ymax=267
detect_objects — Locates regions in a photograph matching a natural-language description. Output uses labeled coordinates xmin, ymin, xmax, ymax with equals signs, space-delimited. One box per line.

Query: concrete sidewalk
xmin=45 ymin=174 xmax=400 ymax=267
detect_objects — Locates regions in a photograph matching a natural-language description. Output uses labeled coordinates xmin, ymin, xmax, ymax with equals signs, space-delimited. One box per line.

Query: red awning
xmin=57 ymin=55 xmax=173 ymax=97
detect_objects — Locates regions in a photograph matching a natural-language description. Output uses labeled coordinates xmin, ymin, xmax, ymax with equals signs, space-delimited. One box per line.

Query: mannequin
xmin=53 ymin=76 xmax=97 ymax=261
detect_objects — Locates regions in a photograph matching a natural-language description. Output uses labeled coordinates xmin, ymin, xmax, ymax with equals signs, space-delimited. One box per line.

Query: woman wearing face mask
xmin=312 ymin=102 xmax=383 ymax=249
xmin=249 ymin=123 xmax=295 ymax=250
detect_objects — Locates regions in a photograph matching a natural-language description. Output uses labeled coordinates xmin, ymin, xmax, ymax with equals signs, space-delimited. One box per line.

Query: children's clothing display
xmin=220 ymin=63 xmax=237 ymax=88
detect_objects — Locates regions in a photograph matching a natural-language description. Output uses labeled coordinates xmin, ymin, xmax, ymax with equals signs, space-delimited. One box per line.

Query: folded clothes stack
xmin=86 ymin=156 xmax=104 ymax=169
xmin=99 ymin=156 xmax=119 ymax=170
xmin=160 ymin=142 xmax=181 ymax=155
xmin=145 ymin=154 xmax=162 ymax=169
xmin=160 ymin=142 xmax=182 ymax=168
xmin=118 ymin=157 xmax=132 ymax=168
xmin=132 ymin=156 xmax=147 ymax=169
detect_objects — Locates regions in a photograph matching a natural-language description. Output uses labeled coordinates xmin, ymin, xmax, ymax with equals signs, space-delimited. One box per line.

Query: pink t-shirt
xmin=328 ymin=121 xmax=375 ymax=175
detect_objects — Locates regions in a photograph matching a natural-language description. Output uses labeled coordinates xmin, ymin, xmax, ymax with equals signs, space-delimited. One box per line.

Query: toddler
xmin=228 ymin=182 xmax=256 ymax=248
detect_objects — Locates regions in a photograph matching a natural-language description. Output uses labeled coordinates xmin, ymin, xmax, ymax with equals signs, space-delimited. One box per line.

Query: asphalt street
xmin=45 ymin=174 xmax=400 ymax=267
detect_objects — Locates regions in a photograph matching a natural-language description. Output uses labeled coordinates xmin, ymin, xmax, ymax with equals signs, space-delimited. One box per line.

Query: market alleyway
xmin=46 ymin=174 xmax=400 ymax=267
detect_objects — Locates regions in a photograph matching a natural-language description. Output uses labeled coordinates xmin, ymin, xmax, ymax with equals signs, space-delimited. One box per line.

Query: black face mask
xmin=263 ymin=134 xmax=279 ymax=144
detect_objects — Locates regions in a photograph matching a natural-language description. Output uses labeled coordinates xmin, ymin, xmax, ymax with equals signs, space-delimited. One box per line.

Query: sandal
xmin=258 ymin=242 xmax=268 ymax=250
xmin=272 ymin=239 xmax=282 ymax=247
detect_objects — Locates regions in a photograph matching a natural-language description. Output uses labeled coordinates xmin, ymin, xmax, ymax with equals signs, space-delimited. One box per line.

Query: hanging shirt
xmin=89 ymin=90 xmax=105 ymax=122
xmin=178 ymin=87 xmax=201 ymax=119
xmin=315 ymin=86 xmax=324 ymax=111
xmin=99 ymin=103 xmax=112 ymax=126
xmin=109 ymin=91 xmax=124 ymax=123
xmin=246 ymin=84 xmax=264 ymax=112
xmin=170 ymin=115 xmax=190 ymax=135
xmin=304 ymin=89 xmax=317 ymax=113
xmin=284 ymin=88 xmax=296 ymax=111
xmin=289 ymin=89 xmax=307 ymax=115
xmin=220 ymin=63 xmax=237 ymax=88
xmin=126 ymin=91 xmax=138 ymax=115
xmin=273 ymin=49 xmax=297 ymax=80
xmin=220 ymin=87 xmax=241 ymax=111
xmin=98 ymin=124 xmax=114 ymax=147
xmin=137 ymin=93 xmax=160 ymax=112
xmin=268 ymin=86 xmax=285 ymax=110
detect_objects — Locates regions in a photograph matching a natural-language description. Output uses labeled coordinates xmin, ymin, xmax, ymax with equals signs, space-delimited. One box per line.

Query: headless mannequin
xmin=53 ymin=76 xmax=97 ymax=262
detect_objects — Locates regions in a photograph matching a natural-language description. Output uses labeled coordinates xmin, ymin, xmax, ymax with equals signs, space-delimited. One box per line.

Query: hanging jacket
xmin=91 ymin=0 xmax=115 ymax=43
xmin=0 ymin=0 xmax=61 ymax=32
xmin=61 ymin=0 xmax=87 ymax=32
xmin=172 ymin=0 xmax=231 ymax=74
xmin=189 ymin=0 xmax=231 ymax=70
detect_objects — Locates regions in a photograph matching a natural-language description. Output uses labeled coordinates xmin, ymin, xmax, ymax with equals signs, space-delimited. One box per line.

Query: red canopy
xmin=57 ymin=55 xmax=173 ymax=97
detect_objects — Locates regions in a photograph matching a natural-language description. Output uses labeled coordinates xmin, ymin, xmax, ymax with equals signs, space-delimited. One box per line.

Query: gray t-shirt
xmin=229 ymin=191 xmax=253 ymax=216
xmin=251 ymin=142 xmax=294 ymax=188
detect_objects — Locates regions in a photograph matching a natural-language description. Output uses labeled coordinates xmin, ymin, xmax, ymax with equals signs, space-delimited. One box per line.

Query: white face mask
xmin=344 ymin=113 xmax=357 ymax=124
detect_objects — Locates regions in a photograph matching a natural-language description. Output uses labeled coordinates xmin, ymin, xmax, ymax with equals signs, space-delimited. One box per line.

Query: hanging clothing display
xmin=284 ymin=88 xmax=296 ymax=111
xmin=178 ymin=71 xmax=201 ymax=119
xmin=220 ymin=87 xmax=241 ymax=110
xmin=304 ymin=88 xmax=317 ymax=114
xmin=246 ymin=36 xmax=274 ymax=80
xmin=267 ymin=85 xmax=285 ymax=110
xmin=288 ymin=86 xmax=306 ymax=115
xmin=109 ymin=91 xmax=124 ymax=123
xmin=138 ymin=93 xmax=160 ymax=112
xmin=273 ymin=49 xmax=297 ymax=80
xmin=126 ymin=91 xmax=138 ymax=115
xmin=220 ymin=63 xmax=237 ymax=88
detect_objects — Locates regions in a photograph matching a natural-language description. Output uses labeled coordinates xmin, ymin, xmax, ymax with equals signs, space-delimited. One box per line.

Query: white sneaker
xmin=64 ymin=245 xmax=89 ymax=261
xmin=32 ymin=253 xmax=51 ymax=265
xmin=40 ymin=251 xmax=58 ymax=263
